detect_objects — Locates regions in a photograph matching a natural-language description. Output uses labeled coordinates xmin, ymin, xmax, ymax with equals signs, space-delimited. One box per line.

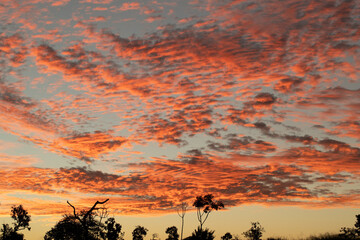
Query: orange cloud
xmin=0 ymin=0 xmax=359 ymax=218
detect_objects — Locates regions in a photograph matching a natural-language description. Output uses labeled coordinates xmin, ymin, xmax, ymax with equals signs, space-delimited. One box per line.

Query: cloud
xmin=0 ymin=153 xmax=39 ymax=168
xmin=0 ymin=33 xmax=28 ymax=68
xmin=207 ymin=134 xmax=276 ymax=155
xmin=50 ymin=131 xmax=128 ymax=162
xmin=118 ymin=2 xmax=140 ymax=11
xmin=1 ymin=146 xmax=359 ymax=215
xmin=0 ymin=0 xmax=359 ymax=217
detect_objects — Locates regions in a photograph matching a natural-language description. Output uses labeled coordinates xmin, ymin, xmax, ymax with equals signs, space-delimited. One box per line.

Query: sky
xmin=0 ymin=0 xmax=359 ymax=239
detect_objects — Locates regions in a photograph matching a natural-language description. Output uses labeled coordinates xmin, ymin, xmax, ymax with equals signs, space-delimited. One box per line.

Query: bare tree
xmin=44 ymin=199 xmax=124 ymax=240
xmin=177 ymin=202 xmax=188 ymax=240
xmin=66 ymin=199 xmax=109 ymax=239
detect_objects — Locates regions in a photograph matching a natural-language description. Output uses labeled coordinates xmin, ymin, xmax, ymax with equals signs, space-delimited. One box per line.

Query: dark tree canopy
xmin=355 ymin=214 xmax=360 ymax=235
xmin=1 ymin=224 xmax=24 ymax=240
xmin=0 ymin=205 xmax=31 ymax=240
xmin=11 ymin=205 xmax=31 ymax=232
xmin=166 ymin=226 xmax=179 ymax=240
xmin=193 ymin=194 xmax=224 ymax=230
xmin=44 ymin=215 xmax=86 ymax=240
xmin=105 ymin=217 xmax=124 ymax=240
xmin=44 ymin=199 xmax=123 ymax=240
xmin=132 ymin=226 xmax=148 ymax=240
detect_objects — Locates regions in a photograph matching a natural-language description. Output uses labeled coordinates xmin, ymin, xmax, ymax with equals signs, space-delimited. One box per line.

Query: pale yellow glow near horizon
xmin=1 ymin=205 xmax=358 ymax=240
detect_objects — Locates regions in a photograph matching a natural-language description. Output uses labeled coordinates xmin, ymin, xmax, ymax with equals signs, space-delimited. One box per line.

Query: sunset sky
xmin=0 ymin=0 xmax=359 ymax=239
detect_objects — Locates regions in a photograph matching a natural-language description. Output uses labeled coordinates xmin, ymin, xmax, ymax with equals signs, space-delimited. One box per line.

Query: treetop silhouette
xmin=193 ymin=194 xmax=224 ymax=230
xmin=243 ymin=222 xmax=265 ymax=240
xmin=132 ymin=225 xmax=148 ymax=240
xmin=166 ymin=226 xmax=179 ymax=240
xmin=0 ymin=205 xmax=31 ymax=240
xmin=44 ymin=199 xmax=124 ymax=240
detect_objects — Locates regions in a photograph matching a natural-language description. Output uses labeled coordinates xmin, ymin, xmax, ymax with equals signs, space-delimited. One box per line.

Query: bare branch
xmin=67 ymin=200 xmax=77 ymax=218
xmin=177 ymin=202 xmax=188 ymax=218
xmin=84 ymin=199 xmax=109 ymax=220
xmin=202 ymin=211 xmax=211 ymax=225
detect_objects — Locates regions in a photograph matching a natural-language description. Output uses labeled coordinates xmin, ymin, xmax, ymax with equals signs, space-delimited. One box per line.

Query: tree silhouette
xmin=177 ymin=202 xmax=188 ymax=240
xmin=104 ymin=217 xmax=124 ymax=240
xmin=355 ymin=214 xmax=360 ymax=236
xmin=132 ymin=226 xmax=148 ymax=240
xmin=44 ymin=199 xmax=123 ymax=240
xmin=44 ymin=215 xmax=86 ymax=240
xmin=166 ymin=226 xmax=179 ymax=240
xmin=242 ymin=222 xmax=265 ymax=240
xmin=11 ymin=205 xmax=31 ymax=232
xmin=339 ymin=214 xmax=360 ymax=239
xmin=184 ymin=226 xmax=215 ymax=240
xmin=339 ymin=227 xmax=357 ymax=239
xmin=0 ymin=205 xmax=31 ymax=240
xmin=193 ymin=194 xmax=224 ymax=231
xmin=221 ymin=232 xmax=233 ymax=240
xmin=66 ymin=198 xmax=109 ymax=238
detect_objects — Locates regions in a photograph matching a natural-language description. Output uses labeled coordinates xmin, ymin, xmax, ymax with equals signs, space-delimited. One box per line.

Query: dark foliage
xmin=105 ymin=218 xmax=124 ymax=240
xmin=44 ymin=199 xmax=123 ymax=240
xmin=184 ymin=227 xmax=215 ymax=240
xmin=339 ymin=227 xmax=357 ymax=239
xmin=355 ymin=214 xmax=360 ymax=236
xmin=221 ymin=232 xmax=233 ymax=240
xmin=1 ymin=224 xmax=24 ymax=240
xmin=11 ymin=205 xmax=31 ymax=232
xmin=0 ymin=205 xmax=31 ymax=240
xmin=44 ymin=215 xmax=87 ymax=240
xmin=166 ymin=226 xmax=179 ymax=240
xmin=132 ymin=226 xmax=148 ymax=240
xmin=243 ymin=222 xmax=265 ymax=240
xmin=193 ymin=194 xmax=224 ymax=230
xmin=308 ymin=233 xmax=350 ymax=240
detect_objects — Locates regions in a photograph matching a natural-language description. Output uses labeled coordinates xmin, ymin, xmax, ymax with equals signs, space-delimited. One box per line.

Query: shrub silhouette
xmin=243 ymin=222 xmax=265 ymax=240
xmin=308 ymin=233 xmax=348 ymax=240
xmin=184 ymin=226 xmax=215 ymax=240
xmin=339 ymin=227 xmax=357 ymax=239
xmin=221 ymin=232 xmax=233 ymax=240
xmin=338 ymin=213 xmax=360 ymax=239
xmin=0 ymin=205 xmax=31 ymax=240
xmin=166 ymin=226 xmax=179 ymax=240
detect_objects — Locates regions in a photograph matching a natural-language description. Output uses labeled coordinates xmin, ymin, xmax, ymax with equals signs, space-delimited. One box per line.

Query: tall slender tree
xmin=177 ymin=202 xmax=188 ymax=240
xmin=193 ymin=194 xmax=224 ymax=231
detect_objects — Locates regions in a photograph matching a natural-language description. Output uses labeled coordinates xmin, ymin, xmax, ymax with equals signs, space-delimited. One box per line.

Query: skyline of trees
xmin=1 ymin=199 xmax=359 ymax=240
